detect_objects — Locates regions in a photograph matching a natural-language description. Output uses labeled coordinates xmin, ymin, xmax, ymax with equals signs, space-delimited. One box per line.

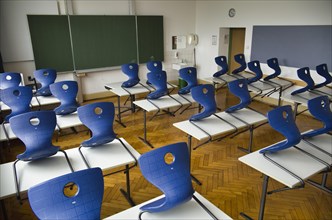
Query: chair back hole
xmin=239 ymin=83 xmax=244 ymax=88
xmin=5 ymin=75 xmax=12 ymax=80
xmin=273 ymin=60 xmax=276 ymax=63
xmin=164 ymin=152 xmax=175 ymax=165
xmin=29 ymin=117 xmax=40 ymax=126
xmin=254 ymin=62 xmax=258 ymax=66
xmin=282 ymin=111 xmax=288 ymax=119
xmin=43 ymin=71 xmax=49 ymax=76
xmin=63 ymin=182 xmax=79 ymax=198
xmin=188 ymin=70 xmax=192 ymax=74
xmin=129 ymin=65 xmax=133 ymax=69
xmin=202 ymin=87 xmax=208 ymax=94
xmin=321 ymin=100 xmax=326 ymax=108
xmin=304 ymin=69 xmax=308 ymax=74
xmin=13 ymin=90 xmax=21 ymax=97
xmin=323 ymin=66 xmax=326 ymax=70
xmin=94 ymin=107 xmax=103 ymax=115
xmin=62 ymin=84 xmax=69 ymax=91
xmin=153 ymin=63 xmax=158 ymax=67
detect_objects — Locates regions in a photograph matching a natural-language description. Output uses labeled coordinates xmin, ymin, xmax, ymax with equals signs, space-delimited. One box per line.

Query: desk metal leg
xmin=116 ymin=96 xmax=127 ymax=128
xmin=130 ymin=95 xmax=136 ymax=113
xmin=238 ymin=125 xmax=254 ymax=153
xmin=120 ymin=164 xmax=136 ymax=206
xmin=240 ymin=175 xmax=269 ymax=220
xmin=138 ymin=111 xmax=154 ymax=148
xmin=307 ymin=173 xmax=332 ymax=194
xmin=1 ymin=200 xmax=8 ymax=220
xmin=293 ymin=102 xmax=299 ymax=120
xmin=188 ymin=136 xmax=202 ymax=185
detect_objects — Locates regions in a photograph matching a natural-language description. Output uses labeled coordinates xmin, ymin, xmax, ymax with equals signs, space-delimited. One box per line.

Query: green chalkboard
xmin=137 ymin=16 xmax=164 ymax=63
xmin=28 ymin=15 xmax=164 ymax=72
xmin=70 ymin=15 xmax=137 ymax=70
xmin=28 ymin=15 xmax=73 ymax=72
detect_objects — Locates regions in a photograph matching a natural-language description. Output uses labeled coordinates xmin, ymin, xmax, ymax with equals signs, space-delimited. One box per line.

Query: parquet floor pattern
xmin=1 ymin=88 xmax=331 ymax=220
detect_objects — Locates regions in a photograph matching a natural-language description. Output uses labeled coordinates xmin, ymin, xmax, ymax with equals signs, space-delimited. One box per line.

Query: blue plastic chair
xmin=247 ymin=60 xmax=263 ymax=84
xmin=291 ymin=67 xmax=315 ymax=95
xmin=147 ymin=61 xmax=162 ymax=72
xmin=302 ymin=96 xmax=332 ymax=138
xmin=213 ymin=56 xmax=229 ymax=77
xmin=28 ymin=167 xmax=104 ymax=220
xmin=225 ymin=79 xmax=251 ymax=113
xmin=232 ymin=53 xmax=247 ymax=74
xmin=189 ymin=84 xmax=216 ymax=121
xmin=260 ymin=105 xmax=302 ymax=153
xmin=50 ymin=80 xmax=79 ymax=115
xmin=315 ymin=64 xmax=332 ymax=89
xmin=178 ymin=67 xmax=198 ymax=95
xmin=264 ymin=58 xmax=281 ymax=81
xmin=10 ymin=110 xmax=73 ymax=201
xmin=146 ymin=71 xmax=168 ymax=99
xmin=121 ymin=63 xmax=140 ymax=88
xmin=78 ymin=102 xmax=117 ymax=148
xmin=33 ymin=68 xmax=57 ymax=96
xmin=0 ymin=72 xmax=21 ymax=89
xmin=0 ymin=86 xmax=32 ymax=122
xmin=138 ymin=142 xmax=194 ymax=214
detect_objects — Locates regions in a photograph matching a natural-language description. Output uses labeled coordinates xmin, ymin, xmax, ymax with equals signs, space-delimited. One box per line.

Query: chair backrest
xmin=315 ymin=64 xmax=332 ymax=89
xmin=0 ymin=72 xmax=22 ymax=89
xmin=178 ymin=67 xmax=198 ymax=95
xmin=189 ymin=84 xmax=216 ymax=121
xmin=139 ymin=142 xmax=194 ymax=213
xmin=291 ymin=67 xmax=315 ymax=95
xmin=28 ymin=167 xmax=104 ymax=220
xmin=302 ymin=96 xmax=332 ymax=138
xmin=0 ymin=86 xmax=32 ymax=122
xmin=213 ymin=56 xmax=229 ymax=77
xmin=225 ymin=79 xmax=251 ymax=113
xmin=260 ymin=105 xmax=301 ymax=153
xmin=33 ymin=68 xmax=57 ymax=96
xmin=78 ymin=102 xmax=117 ymax=147
xmin=264 ymin=57 xmax=281 ymax=81
xmin=50 ymin=80 xmax=79 ymax=115
xmin=247 ymin=60 xmax=263 ymax=84
xmin=9 ymin=110 xmax=59 ymax=161
xmin=146 ymin=61 xmax=163 ymax=72
xmin=146 ymin=71 xmax=168 ymax=99
xmin=232 ymin=53 xmax=247 ymax=74
xmin=121 ymin=63 xmax=140 ymax=88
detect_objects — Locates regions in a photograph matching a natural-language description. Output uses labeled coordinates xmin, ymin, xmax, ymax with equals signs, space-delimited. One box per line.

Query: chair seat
xmin=35 ymin=87 xmax=52 ymax=96
xmin=122 ymin=79 xmax=140 ymax=88
xmin=140 ymin=195 xmax=192 ymax=213
xmin=17 ymin=145 xmax=59 ymax=161
xmin=147 ymin=89 xmax=168 ymax=99
xmin=54 ymin=104 xmax=79 ymax=115
xmin=81 ymin=134 xmax=116 ymax=147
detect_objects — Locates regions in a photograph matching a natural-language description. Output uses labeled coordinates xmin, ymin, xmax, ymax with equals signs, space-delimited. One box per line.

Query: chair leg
xmin=58 ymin=150 xmax=74 ymax=172
xmin=119 ymin=164 xmax=135 ymax=207
xmin=78 ymin=146 xmax=91 ymax=168
xmin=12 ymin=159 xmax=23 ymax=204
xmin=192 ymin=194 xmax=218 ymax=220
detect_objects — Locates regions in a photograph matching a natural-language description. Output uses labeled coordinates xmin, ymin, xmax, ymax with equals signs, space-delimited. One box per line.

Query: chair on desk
xmin=77 ymin=102 xmax=137 ymax=167
xmin=0 ymin=86 xmax=32 ymax=123
xmin=291 ymin=67 xmax=315 ymax=95
xmin=49 ymin=80 xmax=79 ymax=115
xmin=315 ymin=64 xmax=332 ymax=89
xmin=0 ymin=72 xmax=22 ymax=89
xmin=10 ymin=110 xmax=74 ymax=202
xmin=302 ymin=96 xmax=332 ymax=138
xmin=138 ymin=142 xmax=217 ymax=220
xmin=225 ymin=79 xmax=251 ymax=113
xmin=213 ymin=56 xmax=229 ymax=78
xmin=264 ymin=58 xmax=281 ymax=81
xmin=178 ymin=67 xmax=198 ymax=95
xmin=33 ymin=68 xmax=57 ymax=96
xmin=146 ymin=61 xmax=163 ymax=85
xmin=232 ymin=53 xmax=247 ymax=75
xmin=121 ymin=63 xmax=140 ymax=88
xmin=28 ymin=168 xmax=104 ymax=220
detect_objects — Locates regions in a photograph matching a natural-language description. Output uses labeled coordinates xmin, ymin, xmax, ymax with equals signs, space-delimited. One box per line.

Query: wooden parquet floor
xmin=1 ymin=88 xmax=331 ymax=220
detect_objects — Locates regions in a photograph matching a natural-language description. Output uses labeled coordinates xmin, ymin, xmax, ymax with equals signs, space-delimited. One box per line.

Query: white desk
xmin=34 ymin=95 xmax=60 ymax=107
xmin=105 ymin=82 xmax=177 ymax=127
xmin=239 ymin=133 xmax=332 ymax=220
xmin=133 ymin=93 xmax=196 ymax=148
xmin=0 ymin=138 xmax=140 ymax=201
xmin=105 ymin=192 xmax=232 ymax=220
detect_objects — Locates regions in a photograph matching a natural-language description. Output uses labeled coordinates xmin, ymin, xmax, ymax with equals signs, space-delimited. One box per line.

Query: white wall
xmin=195 ymin=0 xmax=332 ymax=82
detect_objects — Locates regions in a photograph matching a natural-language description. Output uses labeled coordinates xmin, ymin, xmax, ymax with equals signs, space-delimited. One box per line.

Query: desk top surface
xmin=134 ymin=93 xmax=195 ymax=112
xmin=239 ymin=133 xmax=331 ymax=188
xmin=105 ymin=192 xmax=232 ymax=220
xmin=173 ymin=108 xmax=267 ymax=141
xmin=56 ymin=112 xmax=83 ymax=129
xmin=0 ymin=138 xmax=140 ymax=199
